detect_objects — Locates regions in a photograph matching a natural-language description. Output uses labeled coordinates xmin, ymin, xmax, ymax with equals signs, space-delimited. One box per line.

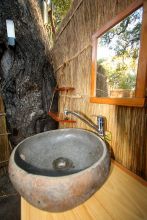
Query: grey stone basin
xmin=9 ymin=128 xmax=110 ymax=212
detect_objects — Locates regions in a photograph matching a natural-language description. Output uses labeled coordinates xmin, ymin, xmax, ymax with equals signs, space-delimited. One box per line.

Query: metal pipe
xmin=64 ymin=110 xmax=99 ymax=134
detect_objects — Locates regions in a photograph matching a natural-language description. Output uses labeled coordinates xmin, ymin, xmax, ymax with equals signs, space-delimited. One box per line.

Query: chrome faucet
xmin=64 ymin=110 xmax=105 ymax=138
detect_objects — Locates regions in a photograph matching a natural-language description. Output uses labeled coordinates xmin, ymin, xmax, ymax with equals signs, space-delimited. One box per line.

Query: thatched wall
xmin=52 ymin=0 xmax=147 ymax=180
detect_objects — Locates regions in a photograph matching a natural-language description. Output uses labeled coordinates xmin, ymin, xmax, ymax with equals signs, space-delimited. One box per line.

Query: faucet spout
xmin=64 ymin=110 xmax=104 ymax=138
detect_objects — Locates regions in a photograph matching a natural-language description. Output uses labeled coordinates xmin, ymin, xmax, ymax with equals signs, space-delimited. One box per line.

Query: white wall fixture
xmin=42 ymin=0 xmax=49 ymax=24
xmin=47 ymin=0 xmax=51 ymax=5
xmin=6 ymin=19 xmax=15 ymax=46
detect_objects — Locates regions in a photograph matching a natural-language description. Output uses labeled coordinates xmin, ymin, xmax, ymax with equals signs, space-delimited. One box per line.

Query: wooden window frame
xmin=90 ymin=0 xmax=147 ymax=107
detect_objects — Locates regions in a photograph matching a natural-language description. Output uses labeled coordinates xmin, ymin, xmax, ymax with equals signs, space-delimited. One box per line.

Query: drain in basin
xmin=53 ymin=157 xmax=74 ymax=170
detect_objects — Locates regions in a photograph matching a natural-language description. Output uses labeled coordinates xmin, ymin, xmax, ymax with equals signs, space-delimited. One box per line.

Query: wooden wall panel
xmin=52 ymin=0 xmax=147 ymax=180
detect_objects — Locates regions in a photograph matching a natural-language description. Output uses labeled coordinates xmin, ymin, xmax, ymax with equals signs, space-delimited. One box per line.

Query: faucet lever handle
xmin=97 ymin=115 xmax=105 ymax=136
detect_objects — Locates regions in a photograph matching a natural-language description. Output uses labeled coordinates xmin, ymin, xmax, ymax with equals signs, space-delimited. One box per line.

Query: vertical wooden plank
xmin=91 ymin=37 xmax=97 ymax=97
xmin=136 ymin=0 xmax=147 ymax=97
xmin=0 ymin=96 xmax=10 ymax=174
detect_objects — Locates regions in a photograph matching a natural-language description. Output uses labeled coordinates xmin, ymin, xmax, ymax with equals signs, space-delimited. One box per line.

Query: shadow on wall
xmin=0 ymin=0 xmax=58 ymax=146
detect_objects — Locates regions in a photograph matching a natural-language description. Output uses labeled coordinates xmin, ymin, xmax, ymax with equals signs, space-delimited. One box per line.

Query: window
xmin=91 ymin=0 xmax=147 ymax=107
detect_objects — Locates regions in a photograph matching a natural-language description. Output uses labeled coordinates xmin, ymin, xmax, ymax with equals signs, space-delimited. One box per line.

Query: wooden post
xmin=0 ymin=96 xmax=10 ymax=175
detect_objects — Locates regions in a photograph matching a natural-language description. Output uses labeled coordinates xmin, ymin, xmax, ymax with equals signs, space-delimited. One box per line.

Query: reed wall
xmin=52 ymin=0 xmax=147 ymax=180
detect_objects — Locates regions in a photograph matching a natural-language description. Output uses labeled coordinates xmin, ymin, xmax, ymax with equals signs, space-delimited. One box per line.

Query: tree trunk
xmin=0 ymin=0 xmax=58 ymax=146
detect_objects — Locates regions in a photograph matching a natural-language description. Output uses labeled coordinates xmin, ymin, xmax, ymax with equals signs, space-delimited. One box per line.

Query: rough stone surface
xmin=0 ymin=0 xmax=58 ymax=146
xmin=9 ymin=128 xmax=110 ymax=212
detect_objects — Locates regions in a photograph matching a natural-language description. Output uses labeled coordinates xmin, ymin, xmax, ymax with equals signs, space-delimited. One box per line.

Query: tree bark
xmin=0 ymin=0 xmax=58 ymax=146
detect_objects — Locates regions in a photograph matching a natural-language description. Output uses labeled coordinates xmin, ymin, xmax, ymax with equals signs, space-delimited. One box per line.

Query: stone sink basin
xmin=9 ymin=128 xmax=110 ymax=212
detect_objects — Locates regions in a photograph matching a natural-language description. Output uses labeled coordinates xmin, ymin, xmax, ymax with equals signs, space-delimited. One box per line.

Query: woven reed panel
xmin=52 ymin=0 xmax=147 ymax=180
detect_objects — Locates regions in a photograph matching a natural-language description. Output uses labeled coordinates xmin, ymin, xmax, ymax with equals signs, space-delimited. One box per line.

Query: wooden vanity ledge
xmin=112 ymin=160 xmax=147 ymax=186
xmin=21 ymin=160 xmax=147 ymax=220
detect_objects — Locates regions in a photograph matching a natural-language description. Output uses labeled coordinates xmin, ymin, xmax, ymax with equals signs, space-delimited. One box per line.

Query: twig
xmin=0 ymin=193 xmax=17 ymax=198
xmin=55 ymin=44 xmax=91 ymax=73
xmin=55 ymin=0 xmax=84 ymax=41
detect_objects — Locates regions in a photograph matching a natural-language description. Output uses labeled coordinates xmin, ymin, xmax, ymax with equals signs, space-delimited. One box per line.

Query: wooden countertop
xmin=21 ymin=161 xmax=147 ymax=220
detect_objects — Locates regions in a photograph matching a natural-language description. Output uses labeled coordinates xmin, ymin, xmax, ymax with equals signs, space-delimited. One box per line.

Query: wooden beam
xmin=90 ymin=97 xmax=146 ymax=107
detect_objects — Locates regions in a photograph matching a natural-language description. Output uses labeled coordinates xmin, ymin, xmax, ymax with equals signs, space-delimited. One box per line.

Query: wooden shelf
xmin=90 ymin=97 xmax=146 ymax=107
xmin=48 ymin=112 xmax=76 ymax=123
xmin=55 ymin=87 xmax=75 ymax=92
